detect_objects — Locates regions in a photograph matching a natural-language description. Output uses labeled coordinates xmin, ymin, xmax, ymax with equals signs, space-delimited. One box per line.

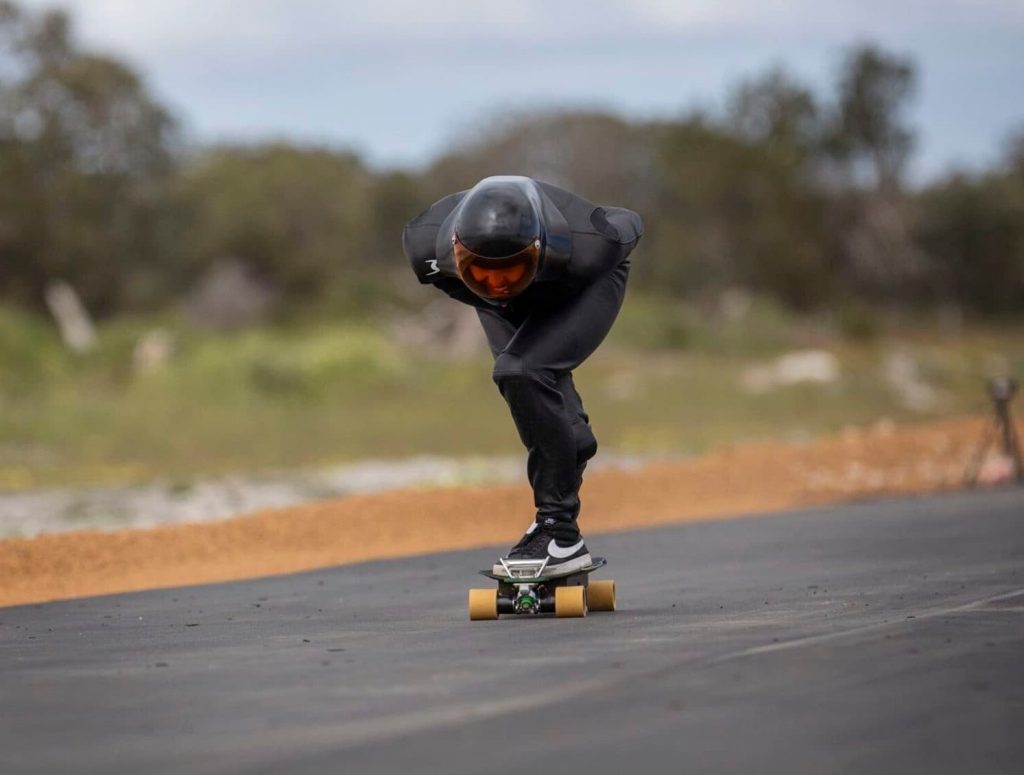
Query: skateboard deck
xmin=468 ymin=557 xmax=615 ymax=620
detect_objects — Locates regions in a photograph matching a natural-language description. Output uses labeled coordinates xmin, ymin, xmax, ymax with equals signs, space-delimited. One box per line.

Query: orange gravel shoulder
xmin=0 ymin=417 xmax=1007 ymax=608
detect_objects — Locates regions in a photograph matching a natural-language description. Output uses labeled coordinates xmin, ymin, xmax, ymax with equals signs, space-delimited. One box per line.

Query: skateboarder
xmin=403 ymin=176 xmax=642 ymax=576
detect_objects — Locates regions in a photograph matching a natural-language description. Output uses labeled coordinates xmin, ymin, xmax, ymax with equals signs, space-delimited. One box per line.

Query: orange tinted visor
xmin=454 ymin=236 xmax=541 ymax=300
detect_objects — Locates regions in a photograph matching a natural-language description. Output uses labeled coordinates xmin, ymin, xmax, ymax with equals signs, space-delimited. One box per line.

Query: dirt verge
xmin=0 ymin=416 xmax=1012 ymax=608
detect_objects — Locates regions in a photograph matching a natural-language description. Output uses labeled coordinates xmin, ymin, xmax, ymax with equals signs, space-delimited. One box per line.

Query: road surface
xmin=2 ymin=487 xmax=1022 ymax=774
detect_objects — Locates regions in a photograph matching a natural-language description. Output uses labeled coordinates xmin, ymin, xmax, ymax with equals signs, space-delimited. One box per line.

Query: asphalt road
xmin=2 ymin=487 xmax=1022 ymax=774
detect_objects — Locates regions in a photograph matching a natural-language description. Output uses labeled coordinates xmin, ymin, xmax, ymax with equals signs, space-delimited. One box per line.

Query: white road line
xmin=711 ymin=587 xmax=1024 ymax=664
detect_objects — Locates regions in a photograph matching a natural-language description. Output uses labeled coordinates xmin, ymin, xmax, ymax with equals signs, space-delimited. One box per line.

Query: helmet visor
xmin=454 ymin=236 xmax=540 ymax=300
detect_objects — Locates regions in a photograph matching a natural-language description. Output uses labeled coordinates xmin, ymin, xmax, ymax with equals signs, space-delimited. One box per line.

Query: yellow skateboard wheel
xmin=587 ymin=579 xmax=616 ymax=612
xmin=555 ymin=585 xmax=587 ymax=618
xmin=468 ymin=588 xmax=498 ymax=620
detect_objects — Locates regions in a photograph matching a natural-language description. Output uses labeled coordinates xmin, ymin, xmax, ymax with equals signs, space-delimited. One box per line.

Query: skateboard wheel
xmin=588 ymin=579 xmax=616 ymax=612
xmin=555 ymin=585 xmax=587 ymax=618
xmin=468 ymin=588 xmax=498 ymax=620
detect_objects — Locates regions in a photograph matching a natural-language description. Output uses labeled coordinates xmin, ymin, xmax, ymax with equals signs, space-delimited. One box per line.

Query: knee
xmin=492 ymin=352 xmax=550 ymax=387
xmin=574 ymin=422 xmax=598 ymax=464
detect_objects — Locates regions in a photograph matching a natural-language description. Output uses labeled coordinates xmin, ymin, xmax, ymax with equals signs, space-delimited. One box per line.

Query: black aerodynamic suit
xmin=402 ymin=178 xmax=643 ymax=534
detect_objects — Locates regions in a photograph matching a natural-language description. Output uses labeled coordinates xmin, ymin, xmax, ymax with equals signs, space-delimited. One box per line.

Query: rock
xmin=604 ymin=371 xmax=643 ymax=401
xmin=871 ymin=418 xmax=896 ymax=437
xmin=718 ymin=287 xmax=752 ymax=322
xmin=389 ymin=300 xmax=486 ymax=359
xmin=183 ymin=258 xmax=278 ymax=331
xmin=882 ymin=351 xmax=942 ymax=412
xmin=741 ymin=349 xmax=840 ymax=394
xmin=977 ymin=454 xmax=1016 ymax=485
xmin=133 ymin=329 xmax=176 ymax=375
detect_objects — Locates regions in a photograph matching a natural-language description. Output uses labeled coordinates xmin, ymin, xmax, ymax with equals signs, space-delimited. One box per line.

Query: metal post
xmin=990 ymin=379 xmax=1023 ymax=482
xmin=967 ymin=378 xmax=1023 ymax=485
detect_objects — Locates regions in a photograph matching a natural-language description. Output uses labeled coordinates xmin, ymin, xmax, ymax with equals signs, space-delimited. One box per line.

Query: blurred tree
xmin=821 ymin=45 xmax=924 ymax=304
xmin=176 ymin=144 xmax=375 ymax=313
xmin=0 ymin=2 xmax=178 ymax=316
xmin=721 ymin=70 xmax=833 ymax=308
xmin=361 ymin=170 xmax=428 ymax=309
xmin=727 ymin=68 xmax=822 ymax=167
xmin=916 ymin=133 xmax=1024 ymax=313
xmin=0 ymin=4 xmax=1019 ymax=325
xmin=1004 ymin=129 xmax=1024 ymax=179
xmin=653 ymin=115 xmax=831 ymax=309
xmin=825 ymin=45 xmax=917 ymax=191
xmin=428 ymin=110 xmax=657 ymax=211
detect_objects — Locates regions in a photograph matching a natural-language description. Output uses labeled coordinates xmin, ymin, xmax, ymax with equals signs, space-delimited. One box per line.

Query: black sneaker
xmin=492 ymin=518 xmax=592 ymax=577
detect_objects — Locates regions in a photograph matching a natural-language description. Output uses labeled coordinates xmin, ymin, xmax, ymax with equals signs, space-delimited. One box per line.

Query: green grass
xmin=1 ymin=301 xmax=1022 ymax=490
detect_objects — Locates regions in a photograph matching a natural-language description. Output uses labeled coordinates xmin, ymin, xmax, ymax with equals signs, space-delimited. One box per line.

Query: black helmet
xmin=453 ymin=176 xmax=544 ymax=301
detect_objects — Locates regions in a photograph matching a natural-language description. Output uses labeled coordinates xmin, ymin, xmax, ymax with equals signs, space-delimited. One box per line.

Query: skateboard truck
xmin=498 ymin=559 xmax=551 ymax=615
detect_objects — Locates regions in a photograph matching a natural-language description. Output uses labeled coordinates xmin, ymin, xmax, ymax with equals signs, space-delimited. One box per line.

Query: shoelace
xmin=509 ymin=530 xmax=549 ymax=557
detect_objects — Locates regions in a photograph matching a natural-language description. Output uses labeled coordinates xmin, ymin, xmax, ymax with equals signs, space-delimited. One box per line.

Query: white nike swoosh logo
xmin=547 ymin=539 xmax=585 ymax=559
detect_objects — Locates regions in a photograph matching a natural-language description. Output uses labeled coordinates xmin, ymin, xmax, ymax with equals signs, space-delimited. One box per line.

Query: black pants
xmin=476 ymin=260 xmax=630 ymax=528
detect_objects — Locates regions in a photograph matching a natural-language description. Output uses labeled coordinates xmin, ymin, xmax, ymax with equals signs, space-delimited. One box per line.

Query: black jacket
xmin=402 ymin=179 xmax=643 ymax=310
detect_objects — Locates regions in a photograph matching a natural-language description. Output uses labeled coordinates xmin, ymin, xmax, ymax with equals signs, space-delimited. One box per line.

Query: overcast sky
xmin=21 ymin=0 xmax=1024 ymax=179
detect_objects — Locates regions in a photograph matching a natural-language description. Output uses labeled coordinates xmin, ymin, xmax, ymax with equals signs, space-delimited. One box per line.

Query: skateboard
xmin=468 ymin=557 xmax=615 ymax=620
